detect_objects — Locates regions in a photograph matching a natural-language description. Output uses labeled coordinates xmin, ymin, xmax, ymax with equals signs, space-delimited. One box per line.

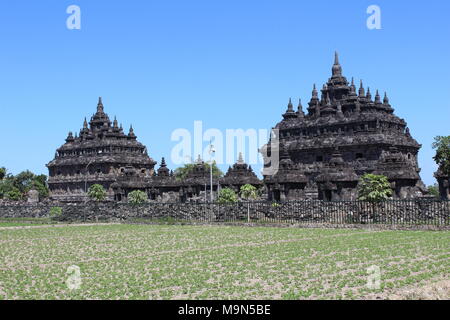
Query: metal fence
xmin=123 ymin=200 xmax=450 ymax=226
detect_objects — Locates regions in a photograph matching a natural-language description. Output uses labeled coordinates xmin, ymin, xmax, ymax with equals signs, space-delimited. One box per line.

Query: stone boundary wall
xmin=0 ymin=200 xmax=449 ymax=227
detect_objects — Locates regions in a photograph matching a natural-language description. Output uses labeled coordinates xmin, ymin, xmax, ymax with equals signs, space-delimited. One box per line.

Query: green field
xmin=0 ymin=223 xmax=448 ymax=300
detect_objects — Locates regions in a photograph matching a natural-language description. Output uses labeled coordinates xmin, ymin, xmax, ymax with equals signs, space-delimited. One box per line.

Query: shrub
xmin=162 ymin=216 xmax=176 ymax=225
xmin=217 ymin=188 xmax=238 ymax=204
xmin=49 ymin=206 xmax=63 ymax=218
xmin=357 ymin=174 xmax=392 ymax=202
xmin=87 ymin=184 xmax=107 ymax=202
xmin=128 ymin=190 xmax=148 ymax=205
xmin=5 ymin=188 xmax=22 ymax=201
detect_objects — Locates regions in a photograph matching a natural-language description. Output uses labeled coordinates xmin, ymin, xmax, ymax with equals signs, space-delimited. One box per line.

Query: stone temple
xmin=47 ymin=99 xmax=260 ymax=202
xmin=47 ymin=98 xmax=157 ymax=201
xmin=47 ymin=53 xmax=428 ymax=202
xmin=261 ymin=52 xmax=427 ymax=201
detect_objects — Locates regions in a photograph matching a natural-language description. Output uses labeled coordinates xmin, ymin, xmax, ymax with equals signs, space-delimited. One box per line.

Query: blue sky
xmin=0 ymin=0 xmax=449 ymax=186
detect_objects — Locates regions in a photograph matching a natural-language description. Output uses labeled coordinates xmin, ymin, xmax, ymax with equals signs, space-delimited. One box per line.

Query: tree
xmin=240 ymin=184 xmax=259 ymax=223
xmin=87 ymin=184 xmax=107 ymax=202
xmin=33 ymin=174 xmax=48 ymax=187
xmin=432 ymin=136 xmax=450 ymax=176
xmin=32 ymin=180 xmax=49 ymax=199
xmin=240 ymin=184 xmax=258 ymax=201
xmin=427 ymin=184 xmax=439 ymax=198
xmin=128 ymin=190 xmax=148 ymax=205
xmin=0 ymin=167 xmax=6 ymax=180
xmin=357 ymin=174 xmax=392 ymax=202
xmin=13 ymin=170 xmax=35 ymax=193
xmin=174 ymin=161 xmax=223 ymax=181
xmin=217 ymin=188 xmax=238 ymax=204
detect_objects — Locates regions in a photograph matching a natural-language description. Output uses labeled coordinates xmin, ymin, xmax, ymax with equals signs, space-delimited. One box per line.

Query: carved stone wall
xmin=1 ymin=201 xmax=448 ymax=226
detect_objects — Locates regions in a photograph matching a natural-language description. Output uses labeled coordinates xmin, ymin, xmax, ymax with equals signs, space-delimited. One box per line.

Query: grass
xmin=0 ymin=217 xmax=54 ymax=227
xmin=0 ymin=224 xmax=448 ymax=300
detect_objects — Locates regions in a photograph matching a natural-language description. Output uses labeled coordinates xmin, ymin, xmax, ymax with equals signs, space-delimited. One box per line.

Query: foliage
xmin=5 ymin=187 xmax=23 ymax=201
xmin=32 ymin=181 xmax=49 ymax=199
xmin=217 ymin=188 xmax=238 ymax=204
xmin=33 ymin=174 xmax=48 ymax=187
xmin=0 ymin=179 xmax=15 ymax=199
xmin=240 ymin=184 xmax=258 ymax=201
xmin=128 ymin=190 xmax=148 ymax=205
xmin=49 ymin=207 xmax=63 ymax=218
xmin=13 ymin=170 xmax=36 ymax=194
xmin=0 ymin=169 xmax=49 ymax=200
xmin=0 ymin=167 xmax=6 ymax=180
xmin=432 ymin=136 xmax=450 ymax=175
xmin=87 ymin=184 xmax=107 ymax=202
xmin=357 ymin=174 xmax=392 ymax=202
xmin=427 ymin=184 xmax=440 ymax=198
xmin=271 ymin=202 xmax=281 ymax=208
xmin=174 ymin=161 xmax=223 ymax=181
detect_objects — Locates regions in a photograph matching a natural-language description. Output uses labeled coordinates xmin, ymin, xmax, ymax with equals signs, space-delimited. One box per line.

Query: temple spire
xmin=97 ymin=97 xmax=104 ymax=113
xmin=283 ymin=98 xmax=297 ymax=119
xmin=332 ymin=51 xmax=342 ymax=77
xmin=83 ymin=117 xmax=88 ymax=129
xmin=383 ymin=92 xmax=390 ymax=104
xmin=66 ymin=131 xmax=74 ymax=143
xmin=350 ymin=77 xmax=357 ymax=95
xmin=297 ymin=99 xmax=304 ymax=117
xmin=237 ymin=152 xmax=244 ymax=164
xmin=358 ymin=80 xmax=365 ymax=97
xmin=128 ymin=125 xmax=136 ymax=139
xmin=287 ymin=98 xmax=293 ymax=111
xmin=366 ymin=87 xmax=372 ymax=101
xmin=375 ymin=90 xmax=381 ymax=104
xmin=321 ymin=84 xmax=327 ymax=103
xmin=311 ymin=84 xmax=318 ymax=102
